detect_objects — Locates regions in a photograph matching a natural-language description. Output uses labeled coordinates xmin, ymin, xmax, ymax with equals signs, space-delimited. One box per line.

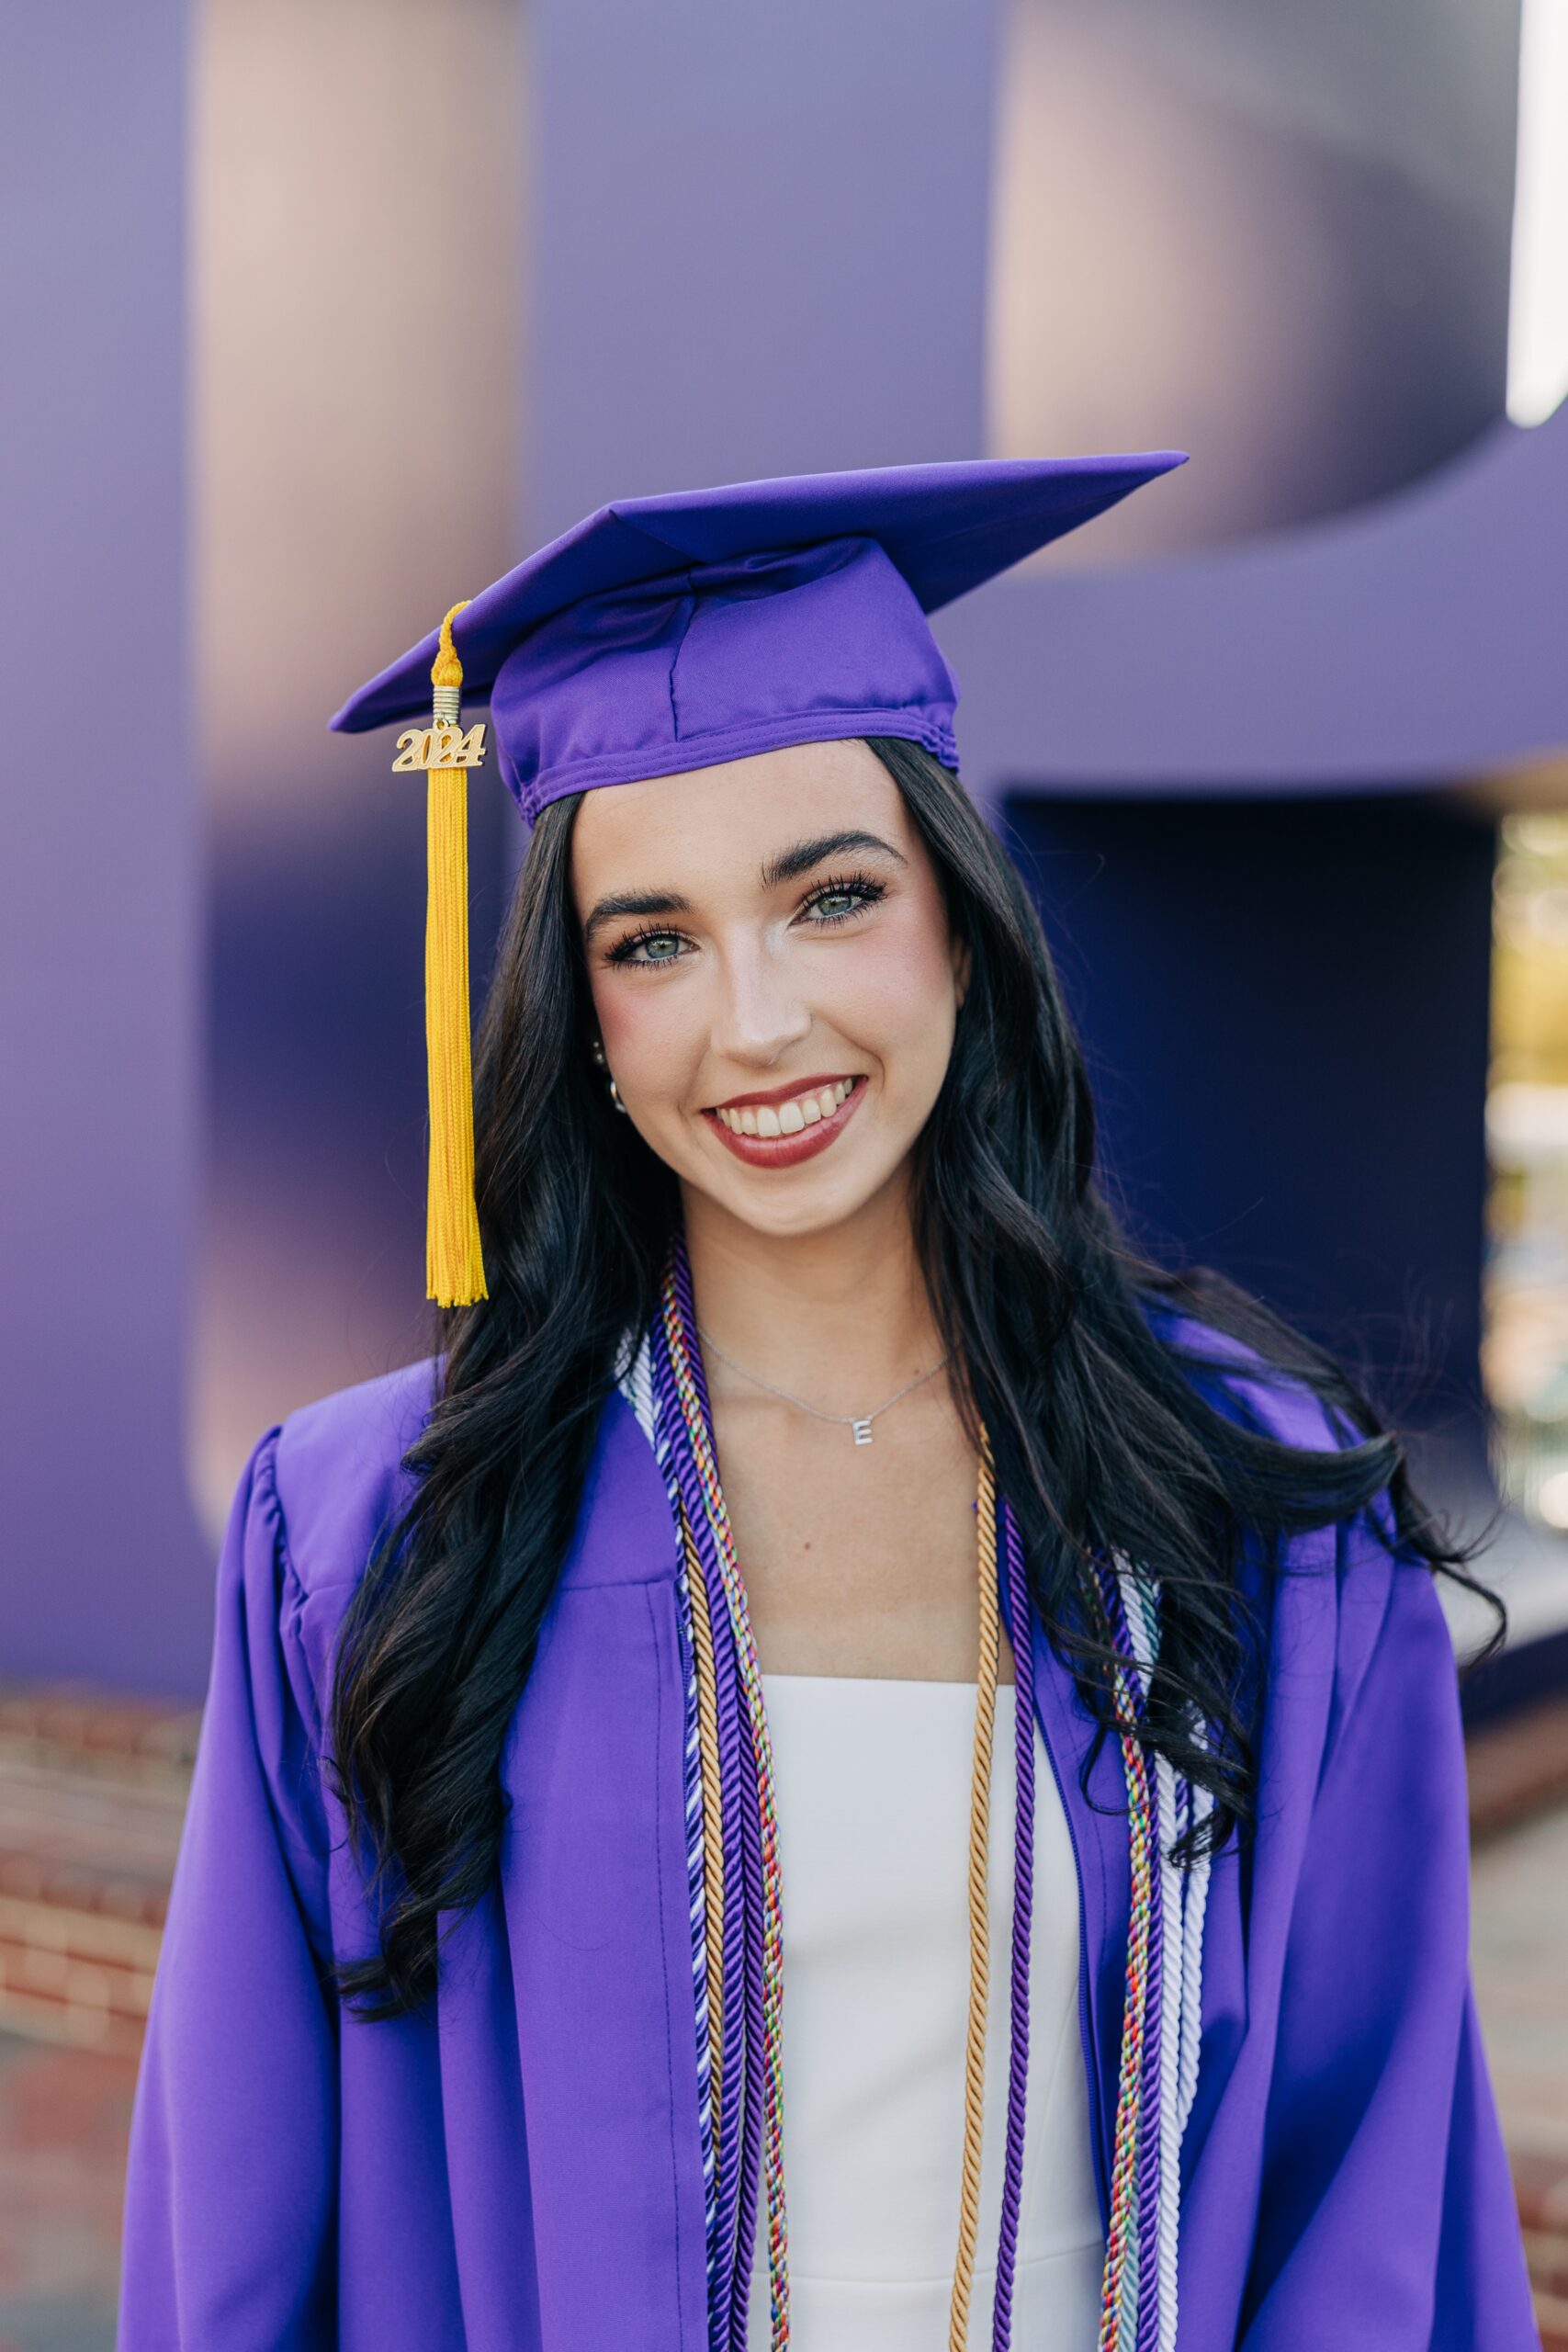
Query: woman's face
xmin=570 ymin=739 xmax=965 ymax=1241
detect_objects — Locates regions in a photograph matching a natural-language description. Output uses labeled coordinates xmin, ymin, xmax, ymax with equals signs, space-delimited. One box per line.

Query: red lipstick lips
xmin=704 ymin=1075 xmax=865 ymax=1169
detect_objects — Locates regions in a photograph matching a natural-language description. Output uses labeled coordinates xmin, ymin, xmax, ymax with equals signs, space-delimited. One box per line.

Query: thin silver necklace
xmin=696 ymin=1327 xmax=950 ymax=1446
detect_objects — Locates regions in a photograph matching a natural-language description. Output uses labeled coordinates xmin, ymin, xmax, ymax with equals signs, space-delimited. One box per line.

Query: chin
xmin=707 ymin=1153 xmax=913 ymax=1242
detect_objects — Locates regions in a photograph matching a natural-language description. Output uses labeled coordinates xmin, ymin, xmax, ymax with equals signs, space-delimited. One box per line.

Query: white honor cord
xmin=1116 ymin=1563 xmax=1213 ymax=2352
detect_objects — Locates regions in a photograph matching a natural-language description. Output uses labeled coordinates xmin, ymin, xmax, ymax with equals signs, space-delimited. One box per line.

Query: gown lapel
xmin=1020 ymin=1580 xmax=1126 ymax=2233
xmin=500 ymin=1392 xmax=710 ymax=2352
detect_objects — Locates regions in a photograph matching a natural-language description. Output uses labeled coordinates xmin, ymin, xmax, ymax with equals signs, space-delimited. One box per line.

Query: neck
xmin=679 ymin=1164 xmax=945 ymax=1409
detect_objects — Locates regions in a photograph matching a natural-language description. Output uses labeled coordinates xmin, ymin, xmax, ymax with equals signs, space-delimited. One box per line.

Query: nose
xmin=710 ymin=933 xmax=813 ymax=1069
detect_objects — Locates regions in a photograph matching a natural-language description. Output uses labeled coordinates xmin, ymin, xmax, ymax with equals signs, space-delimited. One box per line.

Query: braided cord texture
xmin=1095 ymin=1565 xmax=1160 ymax=2352
xmin=1090 ymin=1556 xmax=1213 ymax=2352
xmin=682 ymin=1511 xmax=728 ymax=2110
xmin=947 ymin=1442 xmax=1000 ymax=2348
xmin=990 ymin=1497 xmax=1037 ymax=2350
xmin=660 ymin=1255 xmax=791 ymax=2350
xmin=649 ymin=1311 xmax=750 ymax=2347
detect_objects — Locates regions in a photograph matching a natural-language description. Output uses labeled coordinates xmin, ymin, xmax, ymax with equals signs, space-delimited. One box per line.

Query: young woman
xmin=119 ymin=461 xmax=1537 ymax=2351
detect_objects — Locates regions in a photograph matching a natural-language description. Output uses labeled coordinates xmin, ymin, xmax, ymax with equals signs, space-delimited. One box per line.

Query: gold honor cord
xmin=949 ymin=1436 xmax=1001 ymax=2350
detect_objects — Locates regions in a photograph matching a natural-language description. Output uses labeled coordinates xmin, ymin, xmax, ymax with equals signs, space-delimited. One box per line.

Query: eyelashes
xmin=603 ymin=870 xmax=887 ymax=967
xmin=800 ymin=869 xmax=887 ymax=924
xmin=604 ymin=924 xmax=688 ymax=967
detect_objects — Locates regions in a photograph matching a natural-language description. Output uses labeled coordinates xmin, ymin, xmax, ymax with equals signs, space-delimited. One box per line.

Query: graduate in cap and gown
xmin=119 ymin=458 xmax=1538 ymax=2351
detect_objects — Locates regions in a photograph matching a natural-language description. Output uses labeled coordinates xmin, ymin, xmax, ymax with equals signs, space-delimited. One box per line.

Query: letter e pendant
xmin=852 ymin=1419 xmax=874 ymax=1446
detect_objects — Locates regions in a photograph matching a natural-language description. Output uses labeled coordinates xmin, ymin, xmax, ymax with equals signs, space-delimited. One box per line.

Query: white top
xmin=745 ymin=1673 xmax=1102 ymax=2351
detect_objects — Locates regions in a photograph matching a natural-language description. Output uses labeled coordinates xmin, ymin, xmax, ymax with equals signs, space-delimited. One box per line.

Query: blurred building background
xmin=4 ymin=0 xmax=1568 ymax=2342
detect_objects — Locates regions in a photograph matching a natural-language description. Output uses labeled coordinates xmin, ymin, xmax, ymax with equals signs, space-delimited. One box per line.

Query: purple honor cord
xmin=667 ymin=1249 xmax=772 ymax=2352
xmin=650 ymin=1305 xmax=752 ymax=2351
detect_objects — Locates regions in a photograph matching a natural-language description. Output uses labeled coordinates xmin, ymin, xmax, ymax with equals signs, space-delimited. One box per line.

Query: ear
xmin=951 ymin=931 xmax=972 ymax=1009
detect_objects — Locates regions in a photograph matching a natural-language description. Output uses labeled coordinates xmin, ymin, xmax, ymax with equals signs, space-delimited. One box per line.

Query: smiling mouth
xmin=714 ymin=1077 xmax=855 ymax=1138
xmin=703 ymin=1075 xmax=866 ymax=1167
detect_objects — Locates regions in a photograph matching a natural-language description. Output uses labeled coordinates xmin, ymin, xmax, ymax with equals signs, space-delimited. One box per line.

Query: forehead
xmin=568 ymin=738 xmax=912 ymax=903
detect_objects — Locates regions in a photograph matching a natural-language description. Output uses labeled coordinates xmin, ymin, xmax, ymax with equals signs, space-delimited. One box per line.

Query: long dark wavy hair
xmin=329 ymin=737 xmax=1494 ymax=2017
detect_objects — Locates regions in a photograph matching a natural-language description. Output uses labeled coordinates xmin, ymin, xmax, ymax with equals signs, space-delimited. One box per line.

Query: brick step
xmin=1515 ymin=2149 xmax=1568 ymax=2350
xmin=1467 ymin=1690 xmax=1568 ymax=1843
xmin=0 ymin=1683 xmax=196 ymax=2054
xmin=1 ymin=1675 xmax=1564 ymax=2336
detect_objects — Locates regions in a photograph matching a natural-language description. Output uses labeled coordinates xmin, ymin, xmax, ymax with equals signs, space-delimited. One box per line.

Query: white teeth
xmin=717 ymin=1079 xmax=858 ymax=1136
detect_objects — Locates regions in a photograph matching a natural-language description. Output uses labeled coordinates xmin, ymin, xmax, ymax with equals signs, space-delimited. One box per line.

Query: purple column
xmin=527 ymin=0 xmax=1000 ymax=539
xmin=0 ymin=1 xmax=209 ymax=1691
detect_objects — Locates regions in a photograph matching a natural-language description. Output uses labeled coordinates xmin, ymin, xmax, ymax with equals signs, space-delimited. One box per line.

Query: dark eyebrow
xmin=582 ymin=888 xmax=693 ymax=944
xmin=760 ymin=830 xmax=908 ymax=889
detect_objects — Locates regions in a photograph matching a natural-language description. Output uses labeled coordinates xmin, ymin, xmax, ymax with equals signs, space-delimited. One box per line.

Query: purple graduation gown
xmin=118 ymin=1352 xmax=1537 ymax=2349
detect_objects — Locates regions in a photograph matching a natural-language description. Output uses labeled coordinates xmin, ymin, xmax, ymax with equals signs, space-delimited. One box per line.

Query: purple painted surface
xmin=0 ymin=2 xmax=209 ymax=1691
xmin=939 ymin=407 xmax=1568 ymax=799
xmin=525 ymin=0 xmax=1000 ymax=542
xmin=1010 ymin=793 xmax=1497 ymax=1462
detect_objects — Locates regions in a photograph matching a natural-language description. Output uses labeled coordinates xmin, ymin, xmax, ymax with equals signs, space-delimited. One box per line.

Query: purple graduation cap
xmin=328 ymin=455 xmax=1185 ymax=1304
xmin=331 ymin=453 xmax=1185 ymax=819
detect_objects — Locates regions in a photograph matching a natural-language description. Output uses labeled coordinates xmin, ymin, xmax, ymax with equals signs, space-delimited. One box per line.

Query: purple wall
xmin=1010 ymin=791 xmax=1497 ymax=1482
xmin=526 ymin=0 xmax=999 ymax=540
xmin=2 ymin=0 xmax=1546 ymax=1693
xmin=937 ymin=406 xmax=1568 ymax=801
xmin=0 ymin=2 xmax=209 ymax=1690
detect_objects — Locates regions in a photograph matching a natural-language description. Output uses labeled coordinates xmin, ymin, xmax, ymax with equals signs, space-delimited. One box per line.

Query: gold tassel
xmin=423 ymin=604 xmax=488 ymax=1307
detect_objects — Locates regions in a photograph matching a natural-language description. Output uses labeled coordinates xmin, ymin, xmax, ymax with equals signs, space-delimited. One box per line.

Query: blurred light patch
xmin=1485 ymin=816 xmax=1568 ymax=1523
xmin=190 ymin=0 xmax=524 ymax=1541
xmin=1507 ymin=0 xmax=1568 ymax=424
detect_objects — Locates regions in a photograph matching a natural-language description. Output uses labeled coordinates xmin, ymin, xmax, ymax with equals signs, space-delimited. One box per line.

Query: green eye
xmin=803 ymin=875 xmax=885 ymax=925
xmin=608 ymin=925 xmax=690 ymax=967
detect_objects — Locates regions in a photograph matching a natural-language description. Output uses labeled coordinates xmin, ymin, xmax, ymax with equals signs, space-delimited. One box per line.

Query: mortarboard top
xmin=331 ymin=455 xmax=1185 ymax=821
xmin=330 ymin=453 xmax=1186 ymax=1306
